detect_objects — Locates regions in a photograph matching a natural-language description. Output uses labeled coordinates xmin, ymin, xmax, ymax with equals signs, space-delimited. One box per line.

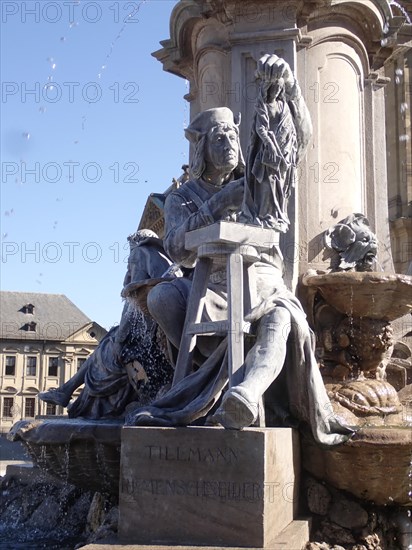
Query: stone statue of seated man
xmin=127 ymin=54 xmax=353 ymax=446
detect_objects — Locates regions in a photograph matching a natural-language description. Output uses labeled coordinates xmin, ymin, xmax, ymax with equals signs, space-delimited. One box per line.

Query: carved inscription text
xmin=144 ymin=445 xmax=238 ymax=464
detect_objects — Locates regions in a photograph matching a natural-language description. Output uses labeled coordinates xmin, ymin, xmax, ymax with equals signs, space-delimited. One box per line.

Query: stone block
xmin=185 ymin=221 xmax=279 ymax=252
xmin=83 ymin=516 xmax=310 ymax=549
xmin=119 ymin=426 xmax=300 ymax=548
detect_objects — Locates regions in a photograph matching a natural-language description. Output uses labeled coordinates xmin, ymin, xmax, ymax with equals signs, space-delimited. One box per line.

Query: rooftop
xmin=0 ymin=291 xmax=93 ymax=341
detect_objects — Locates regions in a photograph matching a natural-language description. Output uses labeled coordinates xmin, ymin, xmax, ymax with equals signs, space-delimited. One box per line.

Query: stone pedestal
xmin=119 ymin=427 xmax=300 ymax=548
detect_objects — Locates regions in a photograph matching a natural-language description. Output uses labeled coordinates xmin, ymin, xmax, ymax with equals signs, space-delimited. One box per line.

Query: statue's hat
xmin=185 ymin=107 xmax=240 ymax=143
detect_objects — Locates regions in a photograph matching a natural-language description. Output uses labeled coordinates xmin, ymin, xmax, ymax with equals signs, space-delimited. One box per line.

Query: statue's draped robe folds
xmin=242 ymin=88 xmax=297 ymax=231
xmin=68 ymin=326 xmax=135 ymax=419
xmin=129 ymin=179 xmax=353 ymax=446
xmin=68 ymin=238 xmax=174 ymax=419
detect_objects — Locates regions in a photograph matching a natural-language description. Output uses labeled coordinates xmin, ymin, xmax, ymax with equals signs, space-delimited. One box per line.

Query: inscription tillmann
xmin=144 ymin=445 xmax=239 ymax=464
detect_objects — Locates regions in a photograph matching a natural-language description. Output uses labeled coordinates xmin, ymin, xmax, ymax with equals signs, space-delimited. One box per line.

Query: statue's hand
xmin=206 ymin=179 xmax=244 ymax=219
xmin=257 ymin=54 xmax=296 ymax=98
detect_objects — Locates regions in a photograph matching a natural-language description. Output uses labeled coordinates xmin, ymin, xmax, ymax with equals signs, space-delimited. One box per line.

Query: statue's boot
xmin=38 ymin=388 xmax=71 ymax=407
xmin=213 ymin=307 xmax=291 ymax=429
xmin=212 ymin=387 xmax=259 ymax=429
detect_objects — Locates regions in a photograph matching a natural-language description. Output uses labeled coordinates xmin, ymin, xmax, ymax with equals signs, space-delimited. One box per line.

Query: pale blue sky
xmin=1 ymin=0 xmax=188 ymax=329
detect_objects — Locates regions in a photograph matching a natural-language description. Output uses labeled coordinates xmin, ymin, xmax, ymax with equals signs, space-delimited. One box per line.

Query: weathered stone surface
xmin=84 ymin=518 xmax=309 ymax=550
xmin=316 ymin=521 xmax=356 ymax=545
xmin=303 ymin=272 xmax=412 ymax=321
xmin=328 ymin=496 xmax=368 ymax=530
xmin=9 ymin=418 xmax=122 ymax=496
xmin=305 ymin=544 xmax=345 ymax=550
xmin=119 ymin=426 xmax=300 ymax=548
xmin=302 ymin=427 xmax=412 ymax=505
xmin=0 ymin=466 xmax=95 ymax=548
xmin=305 ymin=478 xmax=332 ymax=516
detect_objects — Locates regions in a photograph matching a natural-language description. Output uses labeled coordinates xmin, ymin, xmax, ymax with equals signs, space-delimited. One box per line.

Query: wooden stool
xmin=172 ymin=222 xmax=279 ymax=409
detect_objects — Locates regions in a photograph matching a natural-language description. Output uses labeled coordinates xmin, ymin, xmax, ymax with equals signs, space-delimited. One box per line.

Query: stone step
xmin=82 ymin=518 xmax=310 ymax=550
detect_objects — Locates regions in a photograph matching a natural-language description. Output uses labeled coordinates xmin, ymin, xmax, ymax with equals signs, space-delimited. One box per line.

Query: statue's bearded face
xmin=204 ymin=124 xmax=239 ymax=175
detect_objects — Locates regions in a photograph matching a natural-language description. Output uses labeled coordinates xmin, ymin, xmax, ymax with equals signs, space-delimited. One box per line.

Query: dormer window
xmin=22 ymin=304 xmax=35 ymax=314
xmin=23 ymin=322 xmax=37 ymax=332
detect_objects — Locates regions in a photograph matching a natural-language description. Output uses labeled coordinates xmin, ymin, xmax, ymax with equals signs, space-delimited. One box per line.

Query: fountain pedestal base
xmin=302 ymin=427 xmax=412 ymax=506
xmin=119 ymin=426 xmax=300 ymax=548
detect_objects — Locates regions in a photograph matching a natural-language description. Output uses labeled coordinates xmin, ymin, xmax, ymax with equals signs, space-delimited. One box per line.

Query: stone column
xmin=153 ymin=0 xmax=407 ymax=285
xmin=385 ymin=21 xmax=412 ymax=274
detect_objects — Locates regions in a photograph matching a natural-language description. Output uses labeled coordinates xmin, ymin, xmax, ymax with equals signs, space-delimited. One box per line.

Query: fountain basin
xmin=9 ymin=417 xmax=122 ymax=497
xmin=302 ymin=426 xmax=412 ymax=505
xmin=303 ymin=272 xmax=412 ymax=320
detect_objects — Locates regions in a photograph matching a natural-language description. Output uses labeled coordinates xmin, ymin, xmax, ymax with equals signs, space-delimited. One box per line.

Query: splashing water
xmin=94 ymin=0 xmax=147 ymax=81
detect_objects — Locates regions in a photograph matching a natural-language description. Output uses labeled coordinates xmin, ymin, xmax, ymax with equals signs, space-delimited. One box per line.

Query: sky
xmin=1 ymin=0 xmax=189 ymax=329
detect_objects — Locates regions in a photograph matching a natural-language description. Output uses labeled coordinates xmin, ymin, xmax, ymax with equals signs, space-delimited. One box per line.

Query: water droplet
xmin=60 ymin=36 xmax=66 ymax=42
xmin=97 ymin=73 xmax=101 ymax=79
xmin=399 ymin=134 xmax=410 ymax=142
xmin=2 ymin=233 xmax=8 ymax=239
xmin=383 ymin=22 xmax=390 ymax=34
xmin=39 ymin=106 xmax=46 ymax=114
xmin=401 ymin=102 xmax=408 ymax=114
xmin=381 ymin=38 xmax=388 ymax=47
xmin=69 ymin=21 xmax=79 ymax=28
xmin=396 ymin=68 xmax=403 ymax=76
xmin=22 ymin=132 xmax=30 ymax=140
xmin=51 ymin=63 xmax=56 ymax=70
xmin=101 ymin=65 xmax=106 ymax=70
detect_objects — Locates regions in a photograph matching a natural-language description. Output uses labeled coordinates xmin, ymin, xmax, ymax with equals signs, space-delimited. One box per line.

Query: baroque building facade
xmin=0 ymin=291 xmax=106 ymax=433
